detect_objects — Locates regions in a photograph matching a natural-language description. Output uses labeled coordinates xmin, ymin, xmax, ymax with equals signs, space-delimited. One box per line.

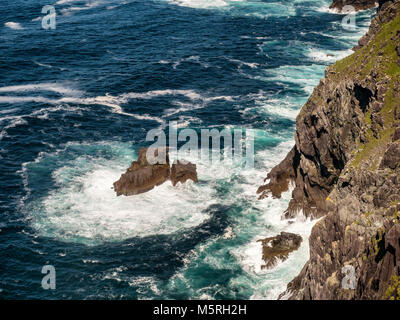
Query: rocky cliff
xmin=260 ymin=0 xmax=400 ymax=299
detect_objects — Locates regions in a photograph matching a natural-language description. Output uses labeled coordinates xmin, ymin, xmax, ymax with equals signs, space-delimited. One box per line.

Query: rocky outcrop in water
xmin=170 ymin=160 xmax=198 ymax=186
xmin=260 ymin=0 xmax=400 ymax=299
xmin=330 ymin=0 xmax=377 ymax=11
xmin=258 ymin=232 xmax=303 ymax=269
xmin=113 ymin=147 xmax=171 ymax=196
xmin=113 ymin=147 xmax=198 ymax=196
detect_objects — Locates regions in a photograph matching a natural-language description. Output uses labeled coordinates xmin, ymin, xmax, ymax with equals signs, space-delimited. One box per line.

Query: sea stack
xmin=170 ymin=160 xmax=198 ymax=186
xmin=113 ymin=147 xmax=170 ymax=196
xmin=113 ymin=147 xmax=198 ymax=196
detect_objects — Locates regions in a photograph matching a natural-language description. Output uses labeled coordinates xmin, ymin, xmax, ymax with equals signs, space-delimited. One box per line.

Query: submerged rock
xmin=258 ymin=232 xmax=302 ymax=270
xmin=113 ymin=147 xmax=198 ymax=196
xmin=170 ymin=160 xmax=198 ymax=186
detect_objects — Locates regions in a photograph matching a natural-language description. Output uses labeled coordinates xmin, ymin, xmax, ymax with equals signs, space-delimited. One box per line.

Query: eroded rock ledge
xmin=113 ymin=147 xmax=198 ymax=196
xmin=259 ymin=0 xmax=400 ymax=299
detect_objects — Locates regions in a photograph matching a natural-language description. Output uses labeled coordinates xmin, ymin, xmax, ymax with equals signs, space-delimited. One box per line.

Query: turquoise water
xmin=0 ymin=0 xmax=374 ymax=299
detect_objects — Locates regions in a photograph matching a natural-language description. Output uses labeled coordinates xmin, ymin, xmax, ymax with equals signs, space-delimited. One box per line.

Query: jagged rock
xmin=259 ymin=79 xmax=370 ymax=218
xmin=113 ymin=147 xmax=199 ymax=196
xmin=170 ymin=160 xmax=198 ymax=186
xmin=257 ymin=147 xmax=297 ymax=199
xmin=330 ymin=0 xmax=377 ymax=12
xmin=380 ymin=142 xmax=400 ymax=169
xmin=258 ymin=232 xmax=302 ymax=269
xmin=113 ymin=147 xmax=170 ymax=196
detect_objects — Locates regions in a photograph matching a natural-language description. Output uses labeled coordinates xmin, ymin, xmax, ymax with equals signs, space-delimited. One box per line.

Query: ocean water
xmin=0 ymin=0 xmax=374 ymax=299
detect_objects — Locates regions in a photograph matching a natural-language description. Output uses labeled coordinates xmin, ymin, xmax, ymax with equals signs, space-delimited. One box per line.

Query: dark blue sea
xmin=0 ymin=0 xmax=374 ymax=299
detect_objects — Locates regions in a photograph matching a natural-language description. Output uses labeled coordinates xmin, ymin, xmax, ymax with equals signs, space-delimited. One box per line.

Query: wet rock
xmin=113 ymin=147 xmax=199 ymax=196
xmin=258 ymin=232 xmax=302 ymax=269
xmin=257 ymin=147 xmax=297 ymax=199
xmin=113 ymin=147 xmax=170 ymax=196
xmin=170 ymin=160 xmax=198 ymax=186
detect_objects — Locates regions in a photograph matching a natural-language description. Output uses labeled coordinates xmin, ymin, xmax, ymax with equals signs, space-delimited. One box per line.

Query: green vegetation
xmin=333 ymin=15 xmax=400 ymax=81
xmin=384 ymin=275 xmax=400 ymax=300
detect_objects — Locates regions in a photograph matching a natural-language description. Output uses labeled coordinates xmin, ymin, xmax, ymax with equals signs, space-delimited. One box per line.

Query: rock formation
xmin=113 ymin=147 xmax=171 ymax=196
xmin=258 ymin=232 xmax=303 ymax=269
xmin=330 ymin=0 xmax=377 ymax=12
xmin=170 ymin=160 xmax=198 ymax=186
xmin=113 ymin=147 xmax=198 ymax=196
xmin=260 ymin=0 xmax=400 ymax=299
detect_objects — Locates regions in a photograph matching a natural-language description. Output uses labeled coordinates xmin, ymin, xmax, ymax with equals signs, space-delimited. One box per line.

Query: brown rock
xmin=380 ymin=142 xmax=400 ymax=169
xmin=257 ymin=147 xmax=297 ymax=199
xmin=257 ymin=232 xmax=302 ymax=269
xmin=329 ymin=0 xmax=377 ymax=12
xmin=113 ymin=147 xmax=170 ymax=196
xmin=170 ymin=160 xmax=198 ymax=186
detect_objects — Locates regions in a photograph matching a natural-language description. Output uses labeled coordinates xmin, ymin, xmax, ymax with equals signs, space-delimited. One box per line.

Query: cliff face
xmin=260 ymin=0 xmax=400 ymax=299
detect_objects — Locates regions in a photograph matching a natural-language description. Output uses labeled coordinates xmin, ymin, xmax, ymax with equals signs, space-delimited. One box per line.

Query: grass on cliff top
xmin=332 ymin=14 xmax=400 ymax=81
xmin=331 ymin=12 xmax=400 ymax=169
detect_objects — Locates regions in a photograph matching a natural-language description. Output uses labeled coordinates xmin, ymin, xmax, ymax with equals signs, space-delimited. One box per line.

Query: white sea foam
xmin=166 ymin=55 xmax=211 ymax=69
xmin=168 ymin=0 xmax=228 ymax=9
xmin=163 ymin=139 xmax=314 ymax=299
xmin=60 ymin=1 xmax=103 ymax=16
xmin=0 ymin=82 xmax=239 ymax=132
xmin=240 ymin=90 xmax=302 ymax=121
xmin=225 ymin=57 xmax=259 ymax=69
xmin=0 ymin=118 xmax=28 ymax=140
xmin=307 ymin=48 xmax=353 ymax=63
xmin=24 ymin=142 xmax=230 ymax=244
xmin=4 ymin=22 xmax=24 ymax=30
xmin=261 ymin=64 xmax=325 ymax=95
xmin=0 ymin=83 xmax=83 ymax=96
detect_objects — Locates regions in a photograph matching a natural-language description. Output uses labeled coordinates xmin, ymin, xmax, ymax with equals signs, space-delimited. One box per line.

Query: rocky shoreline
xmin=259 ymin=0 xmax=400 ymax=299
